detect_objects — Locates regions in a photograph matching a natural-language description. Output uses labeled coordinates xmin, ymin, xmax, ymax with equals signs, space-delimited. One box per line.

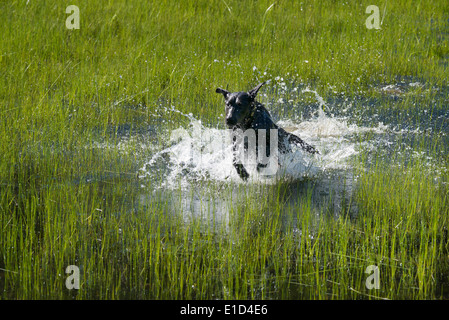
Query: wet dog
xmin=216 ymin=82 xmax=318 ymax=180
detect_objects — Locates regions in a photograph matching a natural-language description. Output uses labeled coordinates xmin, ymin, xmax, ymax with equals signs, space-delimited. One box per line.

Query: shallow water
xmin=128 ymin=85 xmax=448 ymax=229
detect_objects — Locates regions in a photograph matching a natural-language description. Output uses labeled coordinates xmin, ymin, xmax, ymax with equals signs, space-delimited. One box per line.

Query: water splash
xmin=139 ymin=89 xmax=387 ymax=190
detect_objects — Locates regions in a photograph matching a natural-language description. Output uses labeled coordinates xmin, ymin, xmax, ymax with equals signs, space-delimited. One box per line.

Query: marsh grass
xmin=1 ymin=0 xmax=448 ymax=299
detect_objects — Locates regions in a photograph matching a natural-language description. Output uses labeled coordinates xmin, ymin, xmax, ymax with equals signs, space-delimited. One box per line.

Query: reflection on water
xmin=139 ymin=167 xmax=358 ymax=236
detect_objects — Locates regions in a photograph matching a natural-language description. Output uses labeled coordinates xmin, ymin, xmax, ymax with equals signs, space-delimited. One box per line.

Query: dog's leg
xmin=288 ymin=133 xmax=319 ymax=154
xmin=279 ymin=128 xmax=319 ymax=154
xmin=234 ymin=162 xmax=250 ymax=180
xmin=232 ymin=135 xmax=250 ymax=180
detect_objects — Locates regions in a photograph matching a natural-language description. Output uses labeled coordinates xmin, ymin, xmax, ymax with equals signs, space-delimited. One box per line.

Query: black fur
xmin=216 ymin=82 xmax=318 ymax=180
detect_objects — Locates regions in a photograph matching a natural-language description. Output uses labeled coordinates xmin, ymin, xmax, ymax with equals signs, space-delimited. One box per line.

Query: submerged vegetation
xmin=1 ymin=0 xmax=448 ymax=299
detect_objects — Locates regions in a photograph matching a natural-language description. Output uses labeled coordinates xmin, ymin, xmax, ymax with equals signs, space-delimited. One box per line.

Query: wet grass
xmin=1 ymin=0 xmax=449 ymax=299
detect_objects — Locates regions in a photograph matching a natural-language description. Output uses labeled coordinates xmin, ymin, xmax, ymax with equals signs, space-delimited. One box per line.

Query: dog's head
xmin=216 ymin=82 xmax=266 ymax=127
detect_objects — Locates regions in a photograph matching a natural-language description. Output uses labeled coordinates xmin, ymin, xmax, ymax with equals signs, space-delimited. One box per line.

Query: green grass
xmin=1 ymin=0 xmax=448 ymax=299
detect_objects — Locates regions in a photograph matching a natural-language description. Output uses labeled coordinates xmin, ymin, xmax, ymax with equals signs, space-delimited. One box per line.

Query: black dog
xmin=216 ymin=82 xmax=318 ymax=180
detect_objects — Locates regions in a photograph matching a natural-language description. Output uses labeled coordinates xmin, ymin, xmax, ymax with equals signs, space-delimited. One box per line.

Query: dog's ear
xmin=216 ymin=88 xmax=229 ymax=99
xmin=248 ymin=81 xmax=266 ymax=99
